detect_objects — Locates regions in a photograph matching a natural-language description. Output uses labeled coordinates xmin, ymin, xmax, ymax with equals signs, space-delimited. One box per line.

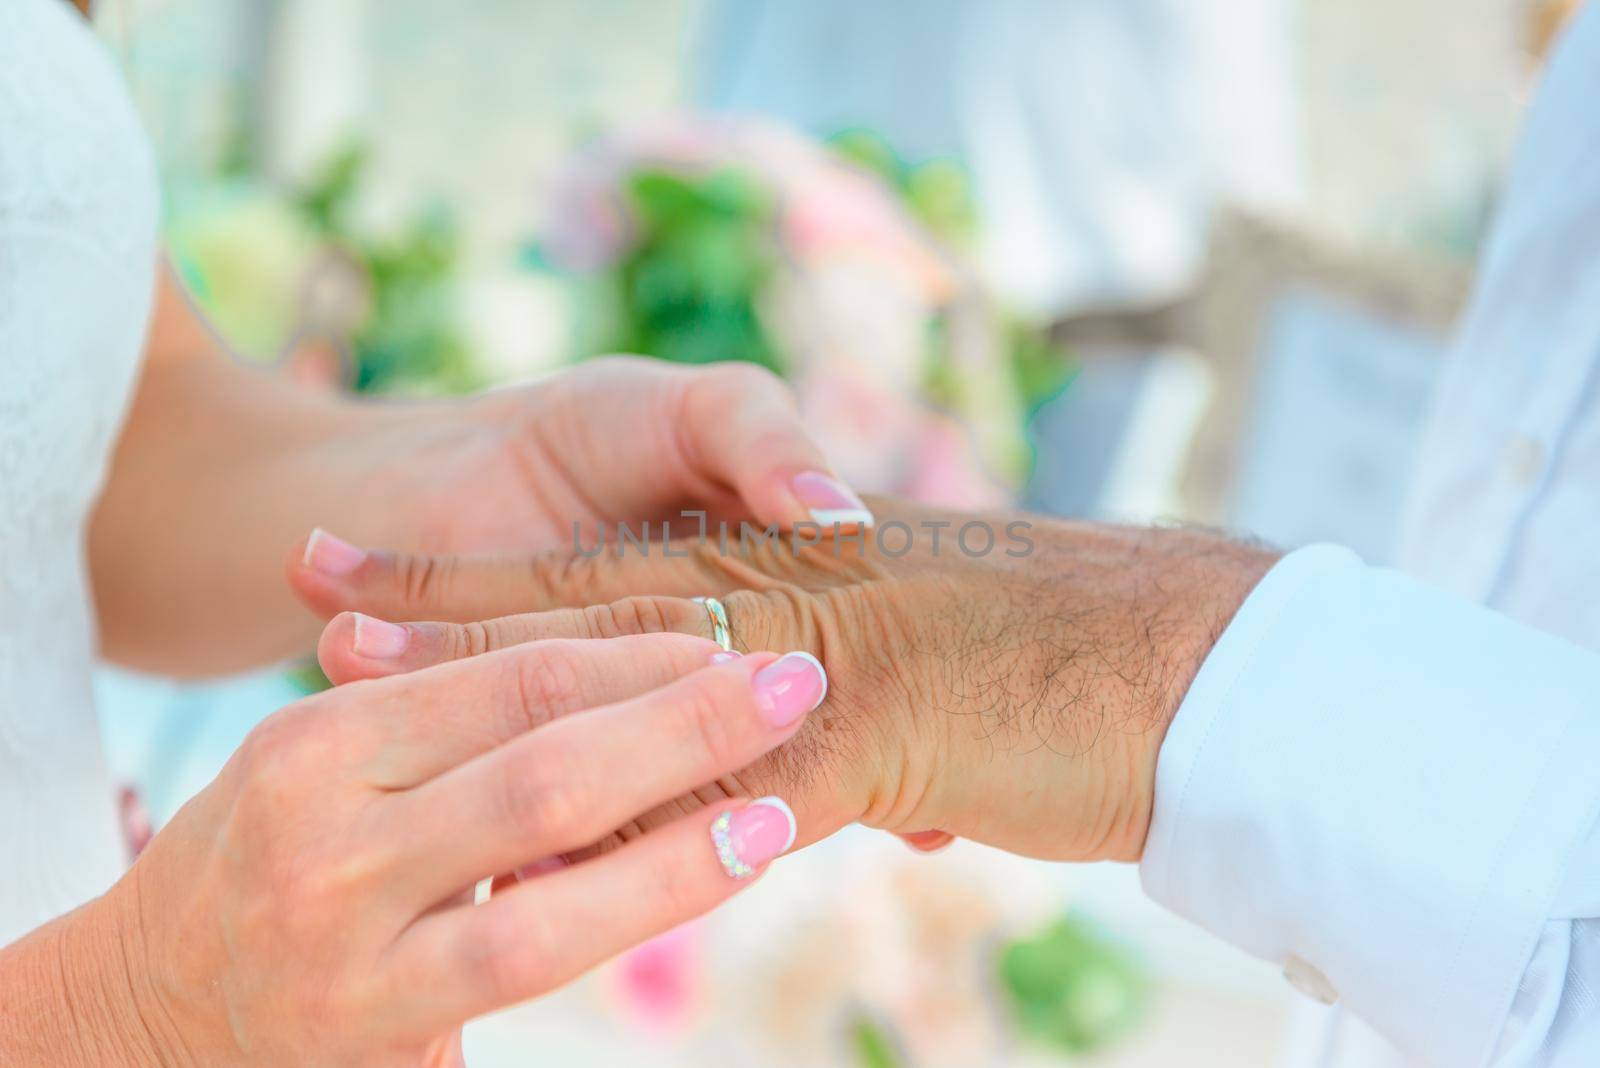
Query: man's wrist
xmin=1122 ymin=533 xmax=1281 ymax=860
xmin=1158 ymin=536 xmax=1280 ymax=711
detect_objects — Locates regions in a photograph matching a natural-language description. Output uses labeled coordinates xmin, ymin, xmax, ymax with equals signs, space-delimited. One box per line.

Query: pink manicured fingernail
xmin=791 ymin=471 xmax=875 ymax=528
xmin=351 ymin=613 xmax=409 ymax=659
xmin=710 ymin=797 xmax=797 ymax=879
xmin=752 ymin=652 xmax=827 ymax=728
xmin=515 ymin=856 xmax=569 ymax=882
xmin=710 ymin=651 xmax=741 ymax=665
xmin=304 ymin=528 xmax=366 ymax=576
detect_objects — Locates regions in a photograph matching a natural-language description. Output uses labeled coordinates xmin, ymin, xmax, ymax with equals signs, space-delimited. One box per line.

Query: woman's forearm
xmin=0 ymin=892 xmax=171 ymax=1067
xmin=89 ymin=266 xmax=500 ymax=676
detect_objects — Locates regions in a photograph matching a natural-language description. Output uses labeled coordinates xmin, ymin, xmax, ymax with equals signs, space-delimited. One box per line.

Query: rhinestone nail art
xmin=710 ymin=810 xmax=753 ymax=879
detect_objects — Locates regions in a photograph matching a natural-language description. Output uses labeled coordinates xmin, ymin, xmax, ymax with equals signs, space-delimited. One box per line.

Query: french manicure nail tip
xmin=351 ymin=613 xmax=409 ymax=659
xmin=303 ymin=528 xmax=367 ymax=576
xmin=808 ymin=507 xmax=877 ymax=529
xmin=791 ymin=471 xmax=876 ymax=528
xmin=751 ymin=651 xmax=828 ymax=728
xmin=711 ymin=797 xmax=797 ymax=880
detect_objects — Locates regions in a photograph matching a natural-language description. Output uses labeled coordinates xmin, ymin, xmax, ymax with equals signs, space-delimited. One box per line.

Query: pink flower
xmin=611 ymin=922 xmax=704 ymax=1033
xmin=906 ymin=415 xmax=1011 ymax=509
xmin=782 ymin=168 xmax=954 ymax=301
xmin=118 ymin=786 xmax=153 ymax=860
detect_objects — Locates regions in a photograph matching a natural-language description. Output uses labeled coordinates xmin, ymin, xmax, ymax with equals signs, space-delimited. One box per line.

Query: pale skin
xmin=0 ymin=636 xmax=822 ymax=1066
xmin=9 ymin=15 xmax=867 ymax=1044
xmin=1 ymin=245 xmax=855 ymax=1060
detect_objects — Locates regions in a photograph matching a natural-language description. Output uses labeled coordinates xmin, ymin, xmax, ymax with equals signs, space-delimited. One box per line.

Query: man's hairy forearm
xmin=291 ymin=500 xmax=1284 ymax=864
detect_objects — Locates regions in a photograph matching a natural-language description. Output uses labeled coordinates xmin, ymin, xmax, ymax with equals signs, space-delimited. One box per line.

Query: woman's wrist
xmin=0 ymin=882 xmax=180 ymax=1067
xmin=90 ymin=348 xmax=507 ymax=674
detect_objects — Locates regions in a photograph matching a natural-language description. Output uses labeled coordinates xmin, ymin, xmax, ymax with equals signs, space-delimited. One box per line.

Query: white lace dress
xmin=0 ymin=0 xmax=158 ymax=945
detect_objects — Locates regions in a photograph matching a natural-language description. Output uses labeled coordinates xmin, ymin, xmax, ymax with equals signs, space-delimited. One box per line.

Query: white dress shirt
xmin=1141 ymin=5 xmax=1600 ymax=1065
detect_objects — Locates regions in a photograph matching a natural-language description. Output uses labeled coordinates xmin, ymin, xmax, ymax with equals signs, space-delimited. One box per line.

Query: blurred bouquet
xmin=531 ymin=116 xmax=1070 ymax=507
xmin=589 ymin=839 xmax=1145 ymax=1067
xmin=165 ymin=144 xmax=479 ymax=397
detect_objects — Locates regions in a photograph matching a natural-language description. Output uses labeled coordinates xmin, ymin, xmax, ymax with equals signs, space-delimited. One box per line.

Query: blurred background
xmin=88 ymin=0 xmax=1580 ymax=1063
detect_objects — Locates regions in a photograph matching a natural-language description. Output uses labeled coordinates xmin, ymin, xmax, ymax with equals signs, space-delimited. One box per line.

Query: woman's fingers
xmin=385 ymin=798 xmax=797 ymax=1030
xmin=287 ymin=528 xmax=742 ymax=624
xmin=379 ymin=652 xmax=826 ymax=907
xmin=319 ymin=588 xmax=816 ymax=684
xmin=317 ymin=599 xmax=707 ymax=683
xmin=672 ymin=360 xmax=874 ymax=529
xmin=328 ymin=633 xmax=719 ymax=788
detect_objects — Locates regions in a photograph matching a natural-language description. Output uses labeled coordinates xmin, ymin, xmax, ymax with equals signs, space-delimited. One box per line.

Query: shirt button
xmin=1503 ymin=433 xmax=1546 ymax=489
xmin=1283 ymin=955 xmax=1339 ymax=1005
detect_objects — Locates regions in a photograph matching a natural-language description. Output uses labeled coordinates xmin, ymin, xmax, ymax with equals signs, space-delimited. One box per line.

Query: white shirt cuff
xmin=1140 ymin=544 xmax=1600 ymax=1064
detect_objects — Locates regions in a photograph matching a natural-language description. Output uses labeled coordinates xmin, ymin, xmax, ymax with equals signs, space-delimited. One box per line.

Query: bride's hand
xmin=393 ymin=355 xmax=871 ymax=554
xmin=11 ymin=635 xmax=822 ymax=1066
xmin=289 ymin=499 xmax=1276 ymax=865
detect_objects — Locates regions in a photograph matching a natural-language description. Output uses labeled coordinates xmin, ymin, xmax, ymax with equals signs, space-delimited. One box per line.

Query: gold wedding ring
xmin=691 ymin=596 xmax=733 ymax=652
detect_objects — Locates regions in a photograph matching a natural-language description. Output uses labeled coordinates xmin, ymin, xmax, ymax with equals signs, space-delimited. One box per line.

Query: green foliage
xmin=295 ymin=143 xmax=366 ymax=236
xmin=1008 ymin=318 xmax=1077 ymax=419
xmin=285 ymin=661 xmax=333 ymax=696
xmin=586 ymin=167 xmax=783 ymax=373
xmin=829 ymin=128 xmax=977 ymax=244
xmin=349 ymin=204 xmax=477 ymax=393
xmin=997 ymin=913 xmax=1147 ymax=1056
xmin=847 ymin=1010 xmax=908 ymax=1068
xmin=832 ymin=129 xmax=1070 ymax=419
xmin=291 ymin=144 xmax=479 ymax=395
xmin=827 ymin=128 xmax=903 ymax=186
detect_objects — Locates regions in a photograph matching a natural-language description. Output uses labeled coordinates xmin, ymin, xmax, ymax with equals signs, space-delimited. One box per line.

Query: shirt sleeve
xmin=1140 ymin=544 xmax=1600 ymax=1066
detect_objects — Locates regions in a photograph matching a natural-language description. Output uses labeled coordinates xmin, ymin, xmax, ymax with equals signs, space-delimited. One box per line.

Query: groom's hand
xmin=290 ymin=500 xmax=1278 ymax=863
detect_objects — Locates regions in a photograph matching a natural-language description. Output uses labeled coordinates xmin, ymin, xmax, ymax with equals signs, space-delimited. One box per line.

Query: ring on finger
xmin=691 ymin=596 xmax=733 ymax=652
